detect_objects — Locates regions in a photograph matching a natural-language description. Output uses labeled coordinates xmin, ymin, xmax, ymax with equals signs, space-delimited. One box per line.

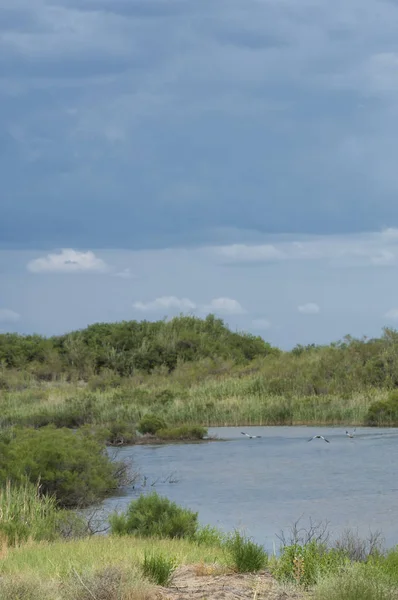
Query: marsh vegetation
xmin=1 ymin=316 xmax=398 ymax=437
xmin=1 ymin=316 xmax=398 ymax=598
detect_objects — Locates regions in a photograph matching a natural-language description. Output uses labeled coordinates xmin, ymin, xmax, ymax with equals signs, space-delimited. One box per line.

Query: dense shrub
xmin=138 ymin=414 xmax=167 ymax=435
xmin=156 ymin=425 xmax=207 ymax=441
xmin=0 ymin=426 xmax=124 ymax=508
xmin=372 ymin=546 xmax=398 ymax=584
xmin=0 ymin=315 xmax=274 ymax=380
xmin=366 ymin=391 xmax=398 ymax=426
xmin=103 ymin=421 xmax=137 ymax=446
xmin=109 ymin=492 xmax=198 ymax=539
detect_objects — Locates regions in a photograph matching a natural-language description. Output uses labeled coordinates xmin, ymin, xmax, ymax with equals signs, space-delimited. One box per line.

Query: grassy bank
xmin=0 ymin=376 xmax=387 ymax=432
xmin=2 ymin=519 xmax=398 ymax=600
xmin=1 ymin=484 xmax=398 ymax=600
xmin=2 ymin=317 xmax=398 ymax=431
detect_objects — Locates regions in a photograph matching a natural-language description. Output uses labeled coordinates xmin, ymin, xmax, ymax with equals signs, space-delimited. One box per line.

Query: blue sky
xmin=2 ymin=0 xmax=398 ymax=348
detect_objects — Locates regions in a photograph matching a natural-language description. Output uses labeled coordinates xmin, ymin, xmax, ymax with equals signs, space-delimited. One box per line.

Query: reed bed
xmin=0 ymin=375 xmax=387 ymax=430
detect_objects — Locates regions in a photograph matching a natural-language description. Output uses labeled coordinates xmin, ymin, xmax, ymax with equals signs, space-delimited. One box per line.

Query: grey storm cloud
xmin=2 ymin=0 xmax=398 ymax=249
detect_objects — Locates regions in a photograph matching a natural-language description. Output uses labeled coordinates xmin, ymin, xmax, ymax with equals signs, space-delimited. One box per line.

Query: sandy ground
xmin=159 ymin=565 xmax=306 ymax=600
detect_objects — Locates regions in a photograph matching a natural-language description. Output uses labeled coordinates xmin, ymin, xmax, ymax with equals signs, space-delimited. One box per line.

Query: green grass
xmin=225 ymin=530 xmax=268 ymax=573
xmin=314 ymin=564 xmax=397 ymax=600
xmin=0 ymin=372 xmax=384 ymax=431
xmin=142 ymin=550 xmax=177 ymax=585
xmin=0 ymin=535 xmax=226 ymax=578
xmin=0 ymin=519 xmax=226 ymax=599
xmin=0 ymin=480 xmax=85 ymax=545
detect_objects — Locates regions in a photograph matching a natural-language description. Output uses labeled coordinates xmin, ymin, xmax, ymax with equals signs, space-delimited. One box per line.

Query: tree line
xmin=0 ymin=314 xmax=275 ymax=379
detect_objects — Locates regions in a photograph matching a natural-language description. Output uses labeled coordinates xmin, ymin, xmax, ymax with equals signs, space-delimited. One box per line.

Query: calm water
xmin=101 ymin=426 xmax=398 ymax=552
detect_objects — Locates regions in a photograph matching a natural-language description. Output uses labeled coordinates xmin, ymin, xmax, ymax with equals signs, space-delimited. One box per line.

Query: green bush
xmin=366 ymin=391 xmax=398 ymax=426
xmin=102 ymin=421 xmax=137 ymax=446
xmin=225 ymin=530 xmax=268 ymax=573
xmin=371 ymin=546 xmax=398 ymax=584
xmin=272 ymin=541 xmax=347 ymax=587
xmin=0 ymin=426 xmax=123 ymax=508
xmin=138 ymin=414 xmax=167 ymax=435
xmin=142 ymin=551 xmax=177 ymax=586
xmin=109 ymin=492 xmax=198 ymax=539
xmin=156 ymin=425 xmax=207 ymax=441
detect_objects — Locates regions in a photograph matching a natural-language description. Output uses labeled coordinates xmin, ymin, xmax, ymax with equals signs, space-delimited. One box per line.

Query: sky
xmin=2 ymin=0 xmax=398 ymax=348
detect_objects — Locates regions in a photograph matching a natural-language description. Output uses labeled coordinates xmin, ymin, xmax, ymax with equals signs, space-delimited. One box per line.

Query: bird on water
xmin=241 ymin=431 xmax=262 ymax=439
xmin=308 ymin=434 xmax=330 ymax=443
xmin=346 ymin=428 xmax=356 ymax=438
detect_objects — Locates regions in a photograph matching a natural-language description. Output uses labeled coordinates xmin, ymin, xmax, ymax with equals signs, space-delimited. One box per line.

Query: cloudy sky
xmin=2 ymin=0 xmax=398 ymax=348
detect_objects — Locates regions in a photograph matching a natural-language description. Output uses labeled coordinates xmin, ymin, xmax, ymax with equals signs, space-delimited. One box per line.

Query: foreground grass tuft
xmin=142 ymin=551 xmax=177 ymax=585
xmin=225 ymin=530 xmax=268 ymax=573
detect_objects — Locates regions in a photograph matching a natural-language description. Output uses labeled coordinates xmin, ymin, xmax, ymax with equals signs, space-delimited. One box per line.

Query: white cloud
xmin=252 ymin=318 xmax=271 ymax=330
xmin=384 ymin=308 xmax=398 ymax=320
xmin=370 ymin=250 xmax=395 ymax=266
xmin=0 ymin=308 xmax=20 ymax=323
xmin=27 ymin=249 xmax=109 ymax=274
xmin=298 ymin=303 xmax=320 ymax=315
xmin=132 ymin=295 xmax=245 ymax=315
xmin=202 ymin=297 xmax=246 ymax=315
xmin=217 ymin=244 xmax=285 ymax=262
xmin=132 ymin=296 xmax=197 ymax=312
xmin=214 ymin=231 xmax=398 ymax=267
xmin=381 ymin=228 xmax=398 ymax=240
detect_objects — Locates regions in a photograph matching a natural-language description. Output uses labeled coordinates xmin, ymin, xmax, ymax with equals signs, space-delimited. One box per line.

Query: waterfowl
xmin=346 ymin=428 xmax=356 ymax=438
xmin=308 ymin=435 xmax=330 ymax=443
xmin=241 ymin=431 xmax=262 ymax=439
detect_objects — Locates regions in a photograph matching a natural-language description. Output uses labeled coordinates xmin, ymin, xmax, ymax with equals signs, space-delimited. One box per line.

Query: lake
xmin=101 ymin=426 xmax=398 ymax=552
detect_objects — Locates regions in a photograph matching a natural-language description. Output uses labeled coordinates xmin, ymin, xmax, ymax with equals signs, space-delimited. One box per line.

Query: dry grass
xmin=192 ymin=561 xmax=231 ymax=577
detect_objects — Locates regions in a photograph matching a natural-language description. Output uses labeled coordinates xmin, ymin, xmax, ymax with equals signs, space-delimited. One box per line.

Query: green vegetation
xmin=366 ymin=390 xmax=398 ymax=426
xmin=0 ymin=426 xmax=126 ymax=508
xmin=2 ymin=487 xmax=398 ymax=599
xmin=0 ymin=480 xmax=85 ymax=546
xmin=225 ymin=530 xmax=268 ymax=573
xmin=0 ymin=314 xmax=273 ymax=378
xmin=137 ymin=414 xmax=167 ymax=435
xmin=155 ymin=425 xmax=207 ymax=440
xmin=109 ymin=491 xmax=199 ymax=539
xmin=313 ymin=565 xmax=397 ymax=600
xmin=5 ymin=316 xmax=398 ymax=597
xmin=272 ymin=540 xmax=348 ymax=587
xmin=142 ymin=550 xmax=177 ymax=585
xmin=0 ymin=533 xmax=225 ymax=600
xmin=2 ymin=317 xmax=398 ymax=431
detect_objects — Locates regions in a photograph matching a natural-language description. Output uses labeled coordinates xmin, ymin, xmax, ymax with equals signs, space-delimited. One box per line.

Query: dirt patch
xmin=159 ymin=565 xmax=306 ymax=600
